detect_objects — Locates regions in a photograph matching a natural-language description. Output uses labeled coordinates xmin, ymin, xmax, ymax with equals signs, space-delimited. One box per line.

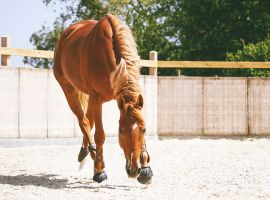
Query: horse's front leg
xmin=91 ymin=96 xmax=107 ymax=183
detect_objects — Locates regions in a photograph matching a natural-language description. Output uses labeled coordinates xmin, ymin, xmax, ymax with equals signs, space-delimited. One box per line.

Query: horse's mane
xmin=107 ymin=14 xmax=141 ymax=100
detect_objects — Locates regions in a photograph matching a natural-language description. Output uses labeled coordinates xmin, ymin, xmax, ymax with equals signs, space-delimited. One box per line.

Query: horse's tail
xmin=78 ymin=92 xmax=89 ymax=113
xmin=105 ymin=13 xmax=141 ymax=97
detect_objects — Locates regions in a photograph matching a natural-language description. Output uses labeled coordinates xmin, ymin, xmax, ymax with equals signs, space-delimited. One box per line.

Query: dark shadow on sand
xmin=0 ymin=174 xmax=69 ymax=189
xmin=0 ymin=174 xmax=134 ymax=191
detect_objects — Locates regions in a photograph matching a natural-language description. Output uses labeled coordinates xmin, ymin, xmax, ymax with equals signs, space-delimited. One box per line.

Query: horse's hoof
xmin=78 ymin=147 xmax=89 ymax=162
xmin=93 ymin=171 xmax=107 ymax=183
xmin=126 ymin=165 xmax=140 ymax=178
xmin=137 ymin=166 xmax=153 ymax=184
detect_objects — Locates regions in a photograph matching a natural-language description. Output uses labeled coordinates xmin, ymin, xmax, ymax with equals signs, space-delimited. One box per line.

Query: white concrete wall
xmin=158 ymin=77 xmax=203 ymax=136
xmin=19 ymin=68 xmax=48 ymax=138
xmin=102 ymin=101 xmax=119 ymax=137
xmin=203 ymin=78 xmax=247 ymax=135
xmin=0 ymin=68 xmax=157 ymax=138
xmin=143 ymin=76 xmax=157 ymax=136
xmin=47 ymin=70 xmax=75 ymax=138
xmin=158 ymin=77 xmax=249 ymax=136
xmin=248 ymin=78 xmax=270 ymax=135
xmin=2 ymin=67 xmax=270 ymax=138
xmin=0 ymin=67 xmax=19 ymax=138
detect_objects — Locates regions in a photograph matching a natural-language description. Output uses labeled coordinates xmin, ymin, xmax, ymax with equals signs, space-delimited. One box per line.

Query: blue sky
xmin=0 ymin=0 xmax=59 ymax=66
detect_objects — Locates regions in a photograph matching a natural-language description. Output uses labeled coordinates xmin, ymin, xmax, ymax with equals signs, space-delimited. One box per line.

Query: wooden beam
xmin=0 ymin=47 xmax=54 ymax=59
xmin=149 ymin=51 xmax=158 ymax=75
xmin=140 ymin=59 xmax=158 ymax=68
xmin=157 ymin=61 xmax=270 ymax=68
xmin=1 ymin=37 xmax=11 ymax=66
xmin=1 ymin=47 xmax=270 ymax=69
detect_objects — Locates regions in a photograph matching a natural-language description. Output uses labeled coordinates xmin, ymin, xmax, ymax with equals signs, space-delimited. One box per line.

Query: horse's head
xmin=116 ymin=93 xmax=147 ymax=177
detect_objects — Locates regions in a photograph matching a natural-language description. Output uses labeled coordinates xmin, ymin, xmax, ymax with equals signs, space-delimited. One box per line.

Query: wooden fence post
xmin=1 ymin=36 xmax=11 ymax=66
xmin=149 ymin=51 xmax=158 ymax=76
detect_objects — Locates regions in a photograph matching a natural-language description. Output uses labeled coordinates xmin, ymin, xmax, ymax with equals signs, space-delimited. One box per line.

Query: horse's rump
xmin=54 ymin=16 xmax=119 ymax=98
xmin=53 ymin=20 xmax=97 ymax=93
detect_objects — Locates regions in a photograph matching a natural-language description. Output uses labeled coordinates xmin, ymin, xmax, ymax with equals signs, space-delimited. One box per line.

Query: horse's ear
xmin=137 ymin=94 xmax=144 ymax=108
xmin=117 ymin=96 xmax=125 ymax=110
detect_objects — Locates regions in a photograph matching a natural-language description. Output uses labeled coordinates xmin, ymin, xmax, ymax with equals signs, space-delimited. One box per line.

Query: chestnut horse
xmin=53 ymin=13 xmax=153 ymax=184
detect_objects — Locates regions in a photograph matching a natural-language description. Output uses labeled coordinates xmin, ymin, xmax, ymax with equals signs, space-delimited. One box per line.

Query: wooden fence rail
xmin=0 ymin=47 xmax=54 ymax=59
xmin=2 ymin=36 xmax=270 ymax=72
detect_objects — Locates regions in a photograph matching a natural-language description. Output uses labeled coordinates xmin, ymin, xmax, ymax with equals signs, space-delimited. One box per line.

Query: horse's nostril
xmin=141 ymin=127 xmax=146 ymax=133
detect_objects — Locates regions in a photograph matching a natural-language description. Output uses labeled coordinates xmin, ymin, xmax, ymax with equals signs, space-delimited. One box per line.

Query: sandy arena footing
xmin=0 ymin=137 xmax=270 ymax=200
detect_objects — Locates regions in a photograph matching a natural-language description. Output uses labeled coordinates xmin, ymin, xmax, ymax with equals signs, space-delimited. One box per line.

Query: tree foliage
xmin=23 ymin=22 xmax=64 ymax=68
xmin=179 ymin=0 xmax=270 ymax=76
xmin=24 ymin=0 xmax=182 ymax=75
xmin=225 ymin=36 xmax=270 ymax=77
xmin=26 ymin=0 xmax=270 ymax=77
xmin=23 ymin=0 xmax=108 ymax=68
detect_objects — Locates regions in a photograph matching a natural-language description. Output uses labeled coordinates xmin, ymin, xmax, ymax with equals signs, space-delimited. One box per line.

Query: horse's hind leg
xmin=55 ymin=76 xmax=96 ymax=162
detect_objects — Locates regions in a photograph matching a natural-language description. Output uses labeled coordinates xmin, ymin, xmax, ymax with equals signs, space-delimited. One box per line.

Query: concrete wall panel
xmin=3 ymin=66 xmax=270 ymax=138
xmin=0 ymin=67 xmax=19 ymax=138
xmin=203 ymin=78 xmax=247 ymax=135
xmin=102 ymin=101 xmax=119 ymax=137
xmin=47 ymin=71 xmax=75 ymax=138
xmin=143 ymin=76 xmax=157 ymax=136
xmin=158 ymin=77 xmax=203 ymax=136
xmin=19 ymin=69 xmax=48 ymax=138
xmin=248 ymin=78 xmax=270 ymax=135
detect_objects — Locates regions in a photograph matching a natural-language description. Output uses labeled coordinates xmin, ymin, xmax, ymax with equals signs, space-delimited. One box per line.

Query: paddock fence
xmin=1 ymin=36 xmax=270 ymax=138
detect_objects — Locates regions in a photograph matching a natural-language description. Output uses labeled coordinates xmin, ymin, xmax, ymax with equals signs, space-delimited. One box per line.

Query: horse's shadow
xmin=0 ymin=174 xmax=134 ymax=191
xmin=0 ymin=174 xmax=68 ymax=189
